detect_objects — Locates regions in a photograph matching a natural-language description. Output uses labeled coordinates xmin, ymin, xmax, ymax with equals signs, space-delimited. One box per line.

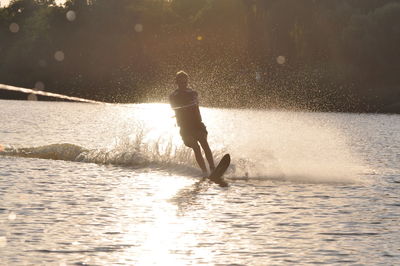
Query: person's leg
xmin=199 ymin=137 xmax=215 ymax=172
xmin=181 ymin=127 xmax=208 ymax=176
xmin=192 ymin=142 xmax=208 ymax=176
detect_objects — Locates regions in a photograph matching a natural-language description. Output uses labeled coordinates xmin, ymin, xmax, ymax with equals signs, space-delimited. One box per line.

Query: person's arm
xmin=170 ymin=91 xmax=198 ymax=110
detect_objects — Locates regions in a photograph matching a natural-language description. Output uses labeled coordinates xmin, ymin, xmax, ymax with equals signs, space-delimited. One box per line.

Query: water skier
xmin=169 ymin=71 xmax=215 ymax=176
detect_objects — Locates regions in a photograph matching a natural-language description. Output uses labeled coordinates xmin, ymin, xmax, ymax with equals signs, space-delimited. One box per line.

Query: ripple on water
xmin=1 ymin=102 xmax=400 ymax=265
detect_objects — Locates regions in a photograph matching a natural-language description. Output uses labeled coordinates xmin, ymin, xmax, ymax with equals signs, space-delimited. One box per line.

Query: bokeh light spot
xmin=277 ymin=55 xmax=286 ymax=65
xmin=197 ymin=36 xmax=203 ymax=41
xmin=34 ymin=81 xmax=45 ymax=90
xmin=54 ymin=51 xmax=65 ymax=62
xmin=66 ymin=10 xmax=76 ymax=22
xmin=27 ymin=94 xmax=38 ymax=101
xmin=134 ymin=24 xmax=143 ymax=33
xmin=9 ymin=23 xmax=19 ymax=33
xmin=38 ymin=59 xmax=47 ymax=67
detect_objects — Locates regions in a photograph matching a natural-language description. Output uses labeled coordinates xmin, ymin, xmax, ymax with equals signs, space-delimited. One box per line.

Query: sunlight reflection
xmin=122 ymin=103 xmax=181 ymax=148
xmin=0 ymin=236 xmax=7 ymax=248
xmin=8 ymin=212 xmax=16 ymax=221
xmin=112 ymin=173 xmax=213 ymax=265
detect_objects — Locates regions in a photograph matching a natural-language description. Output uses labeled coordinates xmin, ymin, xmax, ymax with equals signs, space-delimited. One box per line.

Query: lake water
xmin=0 ymin=99 xmax=399 ymax=265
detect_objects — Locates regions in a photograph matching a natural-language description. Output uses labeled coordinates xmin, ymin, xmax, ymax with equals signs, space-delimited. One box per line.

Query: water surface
xmin=1 ymin=100 xmax=399 ymax=265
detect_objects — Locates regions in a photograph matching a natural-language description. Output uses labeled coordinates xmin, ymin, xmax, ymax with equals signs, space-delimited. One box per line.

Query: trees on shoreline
xmin=1 ymin=0 xmax=399 ymax=112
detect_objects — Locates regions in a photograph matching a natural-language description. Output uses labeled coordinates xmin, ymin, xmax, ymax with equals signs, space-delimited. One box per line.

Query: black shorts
xmin=180 ymin=123 xmax=208 ymax=148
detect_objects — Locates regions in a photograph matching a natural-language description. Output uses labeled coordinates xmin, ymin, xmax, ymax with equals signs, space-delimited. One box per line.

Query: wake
xmin=0 ymin=140 xmax=365 ymax=184
xmin=0 ymin=142 xmax=202 ymax=176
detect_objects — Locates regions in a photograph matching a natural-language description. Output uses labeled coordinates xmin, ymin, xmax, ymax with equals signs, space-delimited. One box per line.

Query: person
xmin=169 ymin=71 xmax=215 ymax=176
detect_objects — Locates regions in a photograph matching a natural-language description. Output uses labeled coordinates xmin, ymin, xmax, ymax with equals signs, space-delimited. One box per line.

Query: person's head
xmin=175 ymin=71 xmax=188 ymax=89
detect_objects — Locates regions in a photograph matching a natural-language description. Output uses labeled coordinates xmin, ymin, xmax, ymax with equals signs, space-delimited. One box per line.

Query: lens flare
xmin=34 ymin=81 xmax=45 ymax=90
xmin=134 ymin=24 xmax=143 ymax=33
xmin=9 ymin=23 xmax=19 ymax=33
xmin=277 ymin=55 xmax=286 ymax=65
xmin=255 ymin=72 xmax=261 ymax=82
xmin=38 ymin=60 xmax=47 ymax=67
xmin=66 ymin=10 xmax=76 ymax=22
xmin=27 ymin=94 xmax=38 ymax=101
xmin=54 ymin=51 xmax=65 ymax=62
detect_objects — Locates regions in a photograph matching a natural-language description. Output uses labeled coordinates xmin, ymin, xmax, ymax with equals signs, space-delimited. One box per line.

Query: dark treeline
xmin=1 ymin=0 xmax=400 ymax=112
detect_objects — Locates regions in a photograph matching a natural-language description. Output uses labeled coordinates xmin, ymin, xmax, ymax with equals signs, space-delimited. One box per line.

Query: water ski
xmin=208 ymin=154 xmax=230 ymax=187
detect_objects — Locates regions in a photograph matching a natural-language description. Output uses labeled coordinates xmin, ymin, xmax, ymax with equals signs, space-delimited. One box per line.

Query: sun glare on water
xmin=109 ymin=172 xmax=212 ymax=265
xmin=122 ymin=103 xmax=182 ymax=148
